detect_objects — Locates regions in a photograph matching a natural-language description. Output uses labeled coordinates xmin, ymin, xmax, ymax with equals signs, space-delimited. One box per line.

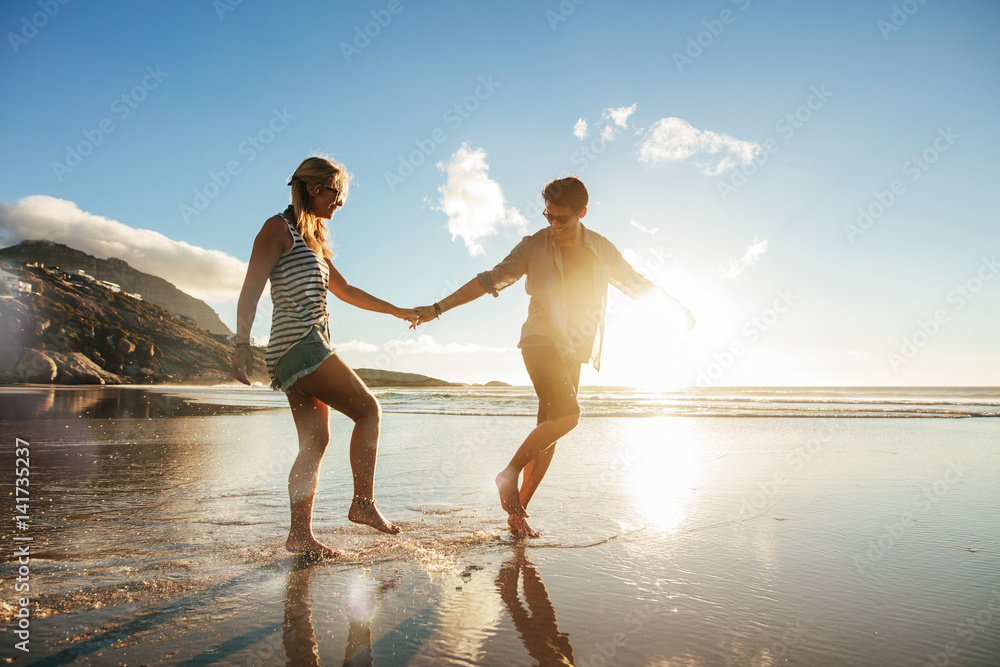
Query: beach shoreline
xmin=1 ymin=386 xmax=998 ymax=664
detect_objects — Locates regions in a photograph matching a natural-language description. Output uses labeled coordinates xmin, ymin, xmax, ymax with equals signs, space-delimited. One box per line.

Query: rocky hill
xmin=0 ymin=240 xmax=231 ymax=335
xmin=0 ymin=263 xmax=262 ymax=385
xmin=355 ymin=368 xmax=464 ymax=387
xmin=0 ymin=263 xmax=465 ymax=387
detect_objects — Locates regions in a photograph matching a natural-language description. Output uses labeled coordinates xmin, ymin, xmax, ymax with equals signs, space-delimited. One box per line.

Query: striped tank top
xmin=265 ymin=207 xmax=330 ymax=381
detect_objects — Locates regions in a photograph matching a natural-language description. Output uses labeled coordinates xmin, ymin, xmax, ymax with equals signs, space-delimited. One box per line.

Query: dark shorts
xmin=270 ymin=324 xmax=335 ymax=392
xmin=521 ymin=343 xmax=582 ymax=425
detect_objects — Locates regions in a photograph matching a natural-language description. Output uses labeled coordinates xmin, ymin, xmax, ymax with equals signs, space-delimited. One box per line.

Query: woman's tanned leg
xmin=291 ymin=354 xmax=400 ymax=535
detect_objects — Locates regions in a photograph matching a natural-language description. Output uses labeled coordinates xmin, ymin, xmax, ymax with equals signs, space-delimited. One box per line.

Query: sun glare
xmin=622 ymin=418 xmax=704 ymax=533
xmin=599 ymin=265 xmax=735 ymax=390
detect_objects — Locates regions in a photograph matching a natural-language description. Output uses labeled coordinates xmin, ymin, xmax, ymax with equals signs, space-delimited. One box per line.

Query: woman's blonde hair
xmin=287 ymin=156 xmax=352 ymax=259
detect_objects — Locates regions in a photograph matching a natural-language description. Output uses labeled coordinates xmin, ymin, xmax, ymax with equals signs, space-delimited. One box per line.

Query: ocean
xmin=1 ymin=385 xmax=998 ymax=665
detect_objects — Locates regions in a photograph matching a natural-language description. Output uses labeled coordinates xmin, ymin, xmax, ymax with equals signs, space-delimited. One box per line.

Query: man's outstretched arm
xmin=411 ymin=235 xmax=531 ymax=326
xmin=608 ymin=244 xmax=696 ymax=331
xmin=412 ymin=277 xmax=488 ymax=325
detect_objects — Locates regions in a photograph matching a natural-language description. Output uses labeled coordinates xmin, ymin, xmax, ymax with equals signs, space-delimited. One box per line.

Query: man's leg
xmin=521 ymin=355 xmax=581 ymax=511
xmin=520 ymin=446 xmax=557 ymax=509
xmin=498 ymin=346 xmax=581 ymax=531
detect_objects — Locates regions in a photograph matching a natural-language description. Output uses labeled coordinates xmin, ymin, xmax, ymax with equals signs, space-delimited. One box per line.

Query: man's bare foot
xmin=508 ymin=514 xmax=542 ymax=538
xmin=286 ymin=535 xmax=342 ymax=559
xmin=495 ymin=468 xmax=526 ymax=517
xmin=349 ymin=497 xmax=401 ymax=535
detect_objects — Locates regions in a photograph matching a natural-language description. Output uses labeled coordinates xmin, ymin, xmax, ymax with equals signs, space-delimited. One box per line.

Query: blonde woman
xmin=232 ymin=156 xmax=409 ymax=558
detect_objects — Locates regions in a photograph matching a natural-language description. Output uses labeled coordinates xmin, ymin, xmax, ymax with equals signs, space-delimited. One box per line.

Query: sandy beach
xmin=1 ymin=385 xmax=999 ymax=665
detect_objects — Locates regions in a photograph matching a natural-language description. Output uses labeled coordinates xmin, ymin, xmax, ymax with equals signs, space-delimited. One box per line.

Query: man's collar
xmin=546 ymin=222 xmax=594 ymax=248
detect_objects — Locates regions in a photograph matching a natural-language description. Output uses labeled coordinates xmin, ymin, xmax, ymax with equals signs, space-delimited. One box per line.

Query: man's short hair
xmin=542 ymin=176 xmax=588 ymax=211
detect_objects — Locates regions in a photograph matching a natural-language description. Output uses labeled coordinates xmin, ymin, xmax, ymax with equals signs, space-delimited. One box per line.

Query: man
xmin=413 ymin=176 xmax=694 ymax=537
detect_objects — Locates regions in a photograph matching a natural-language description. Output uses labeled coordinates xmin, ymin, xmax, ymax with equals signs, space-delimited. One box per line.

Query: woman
xmin=232 ymin=155 xmax=410 ymax=558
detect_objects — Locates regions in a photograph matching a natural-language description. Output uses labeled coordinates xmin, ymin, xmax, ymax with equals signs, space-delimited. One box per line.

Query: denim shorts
xmin=270 ymin=324 xmax=335 ymax=392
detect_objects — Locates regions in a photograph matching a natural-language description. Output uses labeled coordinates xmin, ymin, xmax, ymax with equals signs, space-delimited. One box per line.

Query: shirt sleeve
xmin=476 ymin=236 xmax=531 ymax=297
xmin=607 ymin=243 xmax=659 ymax=299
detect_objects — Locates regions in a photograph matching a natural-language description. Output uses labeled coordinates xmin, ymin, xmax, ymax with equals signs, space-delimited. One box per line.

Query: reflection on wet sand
xmin=497 ymin=545 xmax=575 ymax=667
xmin=283 ymin=558 xmax=323 ymax=666
xmin=0 ymin=386 xmax=269 ymax=421
xmin=283 ymin=559 xmax=394 ymax=667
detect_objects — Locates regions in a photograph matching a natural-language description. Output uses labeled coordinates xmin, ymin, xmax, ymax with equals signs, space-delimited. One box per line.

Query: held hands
xmin=408 ymin=304 xmax=440 ymax=329
xmin=393 ymin=306 xmax=421 ymax=328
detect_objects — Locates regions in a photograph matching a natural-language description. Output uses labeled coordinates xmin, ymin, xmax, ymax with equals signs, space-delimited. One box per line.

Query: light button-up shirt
xmin=477 ymin=224 xmax=657 ymax=370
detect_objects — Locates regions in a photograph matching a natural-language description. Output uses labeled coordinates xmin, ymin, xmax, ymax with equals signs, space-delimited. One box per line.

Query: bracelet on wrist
xmin=433 ymin=302 xmax=442 ymax=318
xmin=234 ymin=341 xmax=251 ymax=349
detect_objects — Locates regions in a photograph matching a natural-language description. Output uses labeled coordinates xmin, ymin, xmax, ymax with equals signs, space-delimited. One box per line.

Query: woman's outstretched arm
xmin=327 ymin=259 xmax=415 ymax=322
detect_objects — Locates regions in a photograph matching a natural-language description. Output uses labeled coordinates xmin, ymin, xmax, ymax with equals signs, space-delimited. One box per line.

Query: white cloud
xmin=574 ymin=104 xmax=638 ymax=142
xmin=720 ymin=237 xmax=768 ymax=279
xmin=434 ymin=143 xmax=527 ymax=256
xmin=638 ymin=117 xmax=761 ymax=175
xmin=602 ymin=104 xmax=637 ymax=129
xmin=336 ymin=334 xmax=514 ymax=355
xmin=0 ymin=195 xmax=246 ymax=301
xmin=630 ymin=220 xmax=659 ymax=235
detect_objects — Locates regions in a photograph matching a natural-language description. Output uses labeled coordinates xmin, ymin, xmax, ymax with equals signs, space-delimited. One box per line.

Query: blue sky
xmin=1 ymin=0 xmax=997 ymax=386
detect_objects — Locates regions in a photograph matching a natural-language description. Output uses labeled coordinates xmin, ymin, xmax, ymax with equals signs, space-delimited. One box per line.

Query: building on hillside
xmin=96 ymin=280 xmax=121 ymax=293
xmin=0 ymin=268 xmax=32 ymax=296
xmin=0 ymin=268 xmax=17 ymax=294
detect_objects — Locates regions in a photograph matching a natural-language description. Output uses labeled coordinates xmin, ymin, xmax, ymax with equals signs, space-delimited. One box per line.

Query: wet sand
xmin=1 ymin=387 xmax=999 ymax=665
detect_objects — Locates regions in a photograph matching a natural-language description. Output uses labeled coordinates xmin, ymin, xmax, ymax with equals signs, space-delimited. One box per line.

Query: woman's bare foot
xmin=349 ymin=497 xmax=401 ymax=535
xmin=508 ymin=514 xmax=542 ymax=539
xmin=496 ymin=468 xmax=526 ymax=517
xmin=286 ymin=534 xmax=342 ymax=559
